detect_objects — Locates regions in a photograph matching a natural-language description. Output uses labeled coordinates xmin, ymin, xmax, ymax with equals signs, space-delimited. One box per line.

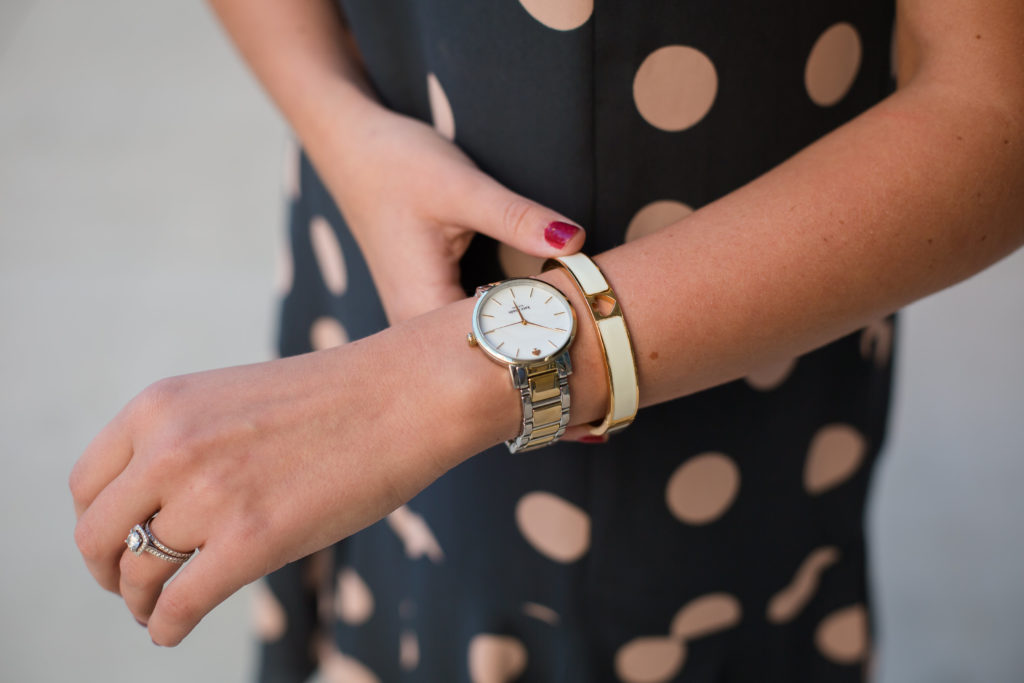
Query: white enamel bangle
xmin=543 ymin=253 xmax=639 ymax=436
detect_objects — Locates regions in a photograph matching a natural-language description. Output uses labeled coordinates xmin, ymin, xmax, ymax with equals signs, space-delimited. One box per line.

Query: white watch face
xmin=472 ymin=279 xmax=576 ymax=363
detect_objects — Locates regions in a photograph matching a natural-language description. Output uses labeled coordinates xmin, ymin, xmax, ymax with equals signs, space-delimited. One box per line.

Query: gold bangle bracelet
xmin=543 ymin=253 xmax=639 ymax=437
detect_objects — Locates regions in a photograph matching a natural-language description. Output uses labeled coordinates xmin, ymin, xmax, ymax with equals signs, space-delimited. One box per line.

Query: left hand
xmin=69 ymin=322 xmax=482 ymax=646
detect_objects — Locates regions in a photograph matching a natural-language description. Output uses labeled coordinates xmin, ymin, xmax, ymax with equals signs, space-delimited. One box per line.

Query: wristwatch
xmin=467 ymin=277 xmax=577 ymax=453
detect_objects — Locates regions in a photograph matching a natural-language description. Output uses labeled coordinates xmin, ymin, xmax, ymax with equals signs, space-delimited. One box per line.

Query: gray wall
xmin=1 ymin=1 xmax=1021 ymax=682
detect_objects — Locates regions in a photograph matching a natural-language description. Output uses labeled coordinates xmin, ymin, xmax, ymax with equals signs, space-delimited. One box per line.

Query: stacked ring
xmin=125 ymin=513 xmax=194 ymax=565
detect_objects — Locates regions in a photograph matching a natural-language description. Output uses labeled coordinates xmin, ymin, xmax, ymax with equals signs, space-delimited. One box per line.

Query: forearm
xmin=552 ymin=82 xmax=1024 ymax=420
xmin=204 ymin=0 xmax=382 ymax=155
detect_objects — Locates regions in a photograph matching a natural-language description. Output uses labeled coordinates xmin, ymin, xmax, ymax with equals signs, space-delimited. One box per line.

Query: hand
xmin=69 ymin=309 xmax=493 ymax=646
xmin=307 ymin=105 xmax=586 ymax=323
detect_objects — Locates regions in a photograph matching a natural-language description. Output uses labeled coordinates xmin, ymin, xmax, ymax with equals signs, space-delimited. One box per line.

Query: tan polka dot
xmin=335 ymin=567 xmax=374 ymax=625
xmin=515 ymin=491 xmax=591 ymax=563
xmin=815 ymin=604 xmax=869 ymax=664
xmin=745 ymin=357 xmax=797 ymax=391
xmin=859 ymin=319 xmax=892 ymax=367
xmin=805 ymin=23 xmax=862 ymax=107
xmin=625 ymin=200 xmax=694 ymax=242
xmin=498 ymin=243 xmax=545 ymax=278
xmin=522 ymin=602 xmax=561 ymax=626
xmin=767 ymin=546 xmax=841 ymax=624
xmin=665 ymin=453 xmax=740 ymax=525
xmin=633 ymin=46 xmax=717 ymax=132
xmin=804 ymin=423 xmax=867 ymax=495
xmin=283 ymin=137 xmax=300 ymax=200
xmin=310 ymin=215 xmax=347 ymax=296
xmin=517 ymin=0 xmax=593 ymax=31
xmin=250 ymin=580 xmax=287 ymax=642
xmin=310 ymin=315 xmax=349 ymax=350
xmin=427 ymin=73 xmax=456 ymax=141
xmin=400 ymin=629 xmax=419 ymax=671
xmin=614 ymin=636 xmax=686 ymax=683
xmin=670 ymin=593 xmax=742 ymax=640
xmin=386 ymin=505 xmax=445 ymax=563
xmin=275 ymin=234 xmax=294 ymax=296
xmin=468 ymin=634 xmax=528 ymax=683
xmin=318 ymin=640 xmax=381 ymax=683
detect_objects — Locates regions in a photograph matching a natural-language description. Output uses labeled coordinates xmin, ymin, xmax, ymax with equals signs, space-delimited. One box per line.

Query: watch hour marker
xmin=530 ymin=287 xmax=534 ymax=298
xmin=496 ymin=341 xmax=504 ymax=349
xmin=553 ymin=311 xmax=564 ymax=316
xmin=481 ymin=314 xmax=494 ymax=318
xmin=516 ymin=347 xmax=520 ymax=357
xmin=544 ymin=296 xmax=552 ymax=304
xmin=547 ymin=339 xmax=557 ymax=348
xmin=493 ymin=298 xmax=503 ymax=306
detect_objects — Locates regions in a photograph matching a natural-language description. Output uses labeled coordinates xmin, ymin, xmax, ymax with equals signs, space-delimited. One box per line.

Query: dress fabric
xmin=257 ymin=2 xmax=898 ymax=682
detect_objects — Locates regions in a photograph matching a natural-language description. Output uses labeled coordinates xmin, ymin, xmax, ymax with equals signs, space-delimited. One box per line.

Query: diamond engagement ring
xmin=125 ymin=513 xmax=194 ymax=565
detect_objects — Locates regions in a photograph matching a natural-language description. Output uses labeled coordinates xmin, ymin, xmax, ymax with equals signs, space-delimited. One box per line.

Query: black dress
xmin=256 ymin=2 xmax=897 ymax=681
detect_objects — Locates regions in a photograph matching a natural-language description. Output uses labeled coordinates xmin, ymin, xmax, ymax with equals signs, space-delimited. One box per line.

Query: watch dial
xmin=475 ymin=280 xmax=574 ymax=362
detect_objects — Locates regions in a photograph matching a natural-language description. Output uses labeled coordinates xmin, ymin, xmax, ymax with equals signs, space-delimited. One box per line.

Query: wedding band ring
xmin=125 ymin=513 xmax=194 ymax=565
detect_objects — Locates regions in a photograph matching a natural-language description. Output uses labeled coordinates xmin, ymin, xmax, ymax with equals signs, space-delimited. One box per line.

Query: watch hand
xmin=483 ymin=321 xmax=524 ymax=333
xmin=523 ymin=321 xmax=568 ymax=333
xmin=510 ymin=291 xmax=527 ymax=324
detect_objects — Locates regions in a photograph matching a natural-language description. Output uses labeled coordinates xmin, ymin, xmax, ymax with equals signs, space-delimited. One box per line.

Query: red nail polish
xmin=579 ymin=435 xmax=607 ymax=444
xmin=544 ymin=221 xmax=580 ymax=249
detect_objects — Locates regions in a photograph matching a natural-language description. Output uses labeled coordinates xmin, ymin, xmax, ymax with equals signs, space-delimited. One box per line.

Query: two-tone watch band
xmin=506 ymin=354 xmax=572 ymax=453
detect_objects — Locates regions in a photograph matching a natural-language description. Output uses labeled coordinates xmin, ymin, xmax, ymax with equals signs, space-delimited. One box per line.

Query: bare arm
xmin=207 ymin=0 xmax=1024 ymax=426
xmin=72 ymin=0 xmax=1024 ymax=646
xmin=556 ymin=0 xmax=1024 ymax=416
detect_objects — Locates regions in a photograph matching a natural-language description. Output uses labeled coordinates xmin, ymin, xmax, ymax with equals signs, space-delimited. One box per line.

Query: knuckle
xmin=73 ymin=518 xmax=102 ymax=561
xmin=68 ymin=462 xmax=88 ymax=504
xmin=133 ymin=376 xmax=187 ymax=422
xmin=157 ymin=590 xmax=199 ymax=629
xmin=501 ymin=198 xmax=535 ymax=242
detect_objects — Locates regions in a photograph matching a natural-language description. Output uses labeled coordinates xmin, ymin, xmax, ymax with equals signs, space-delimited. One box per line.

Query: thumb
xmin=458 ymin=177 xmax=586 ymax=258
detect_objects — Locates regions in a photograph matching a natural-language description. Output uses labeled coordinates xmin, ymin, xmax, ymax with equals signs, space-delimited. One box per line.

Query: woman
xmin=70 ymin=1 xmax=1024 ymax=681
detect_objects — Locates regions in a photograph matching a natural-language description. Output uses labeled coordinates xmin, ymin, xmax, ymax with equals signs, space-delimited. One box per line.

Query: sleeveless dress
xmin=256 ymin=2 xmax=897 ymax=681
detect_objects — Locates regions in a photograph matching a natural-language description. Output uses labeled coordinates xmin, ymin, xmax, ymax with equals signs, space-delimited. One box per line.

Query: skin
xmin=70 ymin=0 xmax=1024 ymax=647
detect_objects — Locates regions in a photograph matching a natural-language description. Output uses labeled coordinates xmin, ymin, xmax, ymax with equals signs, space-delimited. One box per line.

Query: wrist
xmin=533 ymin=267 xmax=611 ymax=428
xmin=340 ymin=271 xmax=611 ymax=471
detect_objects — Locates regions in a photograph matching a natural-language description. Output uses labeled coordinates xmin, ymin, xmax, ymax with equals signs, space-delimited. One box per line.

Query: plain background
xmin=1 ymin=2 xmax=1022 ymax=681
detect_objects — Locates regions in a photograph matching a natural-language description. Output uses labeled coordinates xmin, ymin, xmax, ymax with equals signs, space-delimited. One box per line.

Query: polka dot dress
xmin=256 ymin=2 xmax=897 ymax=681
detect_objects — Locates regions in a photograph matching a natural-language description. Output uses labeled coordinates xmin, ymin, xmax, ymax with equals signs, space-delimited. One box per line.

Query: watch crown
xmin=466 ymin=332 xmax=477 ymax=347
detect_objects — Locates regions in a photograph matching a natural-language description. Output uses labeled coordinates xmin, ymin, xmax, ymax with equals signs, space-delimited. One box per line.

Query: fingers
xmin=559 ymin=424 xmax=609 ymax=444
xmin=148 ymin=536 xmax=256 ymax=647
xmin=69 ymin=405 xmax=135 ymax=519
xmin=119 ymin=512 xmax=196 ymax=626
xmin=74 ymin=463 xmax=162 ymax=594
xmin=451 ymin=173 xmax=586 ymax=259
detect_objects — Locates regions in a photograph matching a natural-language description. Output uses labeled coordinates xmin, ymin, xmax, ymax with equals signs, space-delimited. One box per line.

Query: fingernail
xmin=152 ymin=638 xmax=162 ymax=647
xmin=135 ymin=618 xmax=148 ymax=628
xmin=544 ymin=221 xmax=580 ymax=249
xmin=579 ymin=435 xmax=608 ymax=444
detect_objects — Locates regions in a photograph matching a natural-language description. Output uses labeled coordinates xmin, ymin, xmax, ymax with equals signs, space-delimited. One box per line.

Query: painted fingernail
xmin=544 ymin=221 xmax=580 ymax=249
xmin=579 ymin=435 xmax=608 ymax=444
